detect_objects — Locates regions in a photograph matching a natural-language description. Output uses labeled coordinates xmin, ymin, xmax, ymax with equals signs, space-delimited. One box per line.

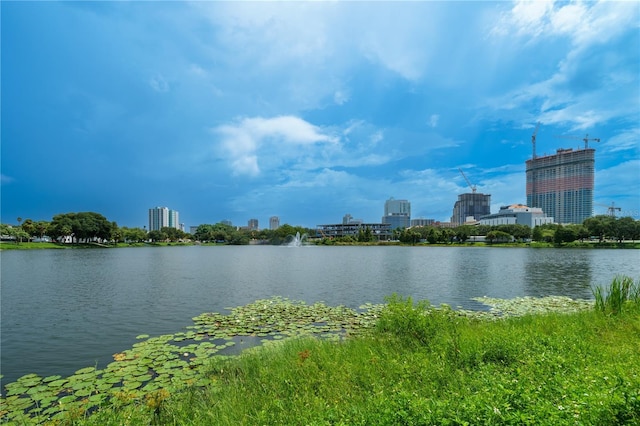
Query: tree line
xmin=390 ymin=215 xmax=640 ymax=245
xmin=0 ymin=212 xmax=314 ymax=245
xmin=1 ymin=212 xmax=638 ymax=246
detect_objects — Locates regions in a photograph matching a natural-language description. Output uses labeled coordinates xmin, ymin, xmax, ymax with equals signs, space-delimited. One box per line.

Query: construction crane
xmin=458 ymin=168 xmax=477 ymax=193
xmin=531 ymin=122 xmax=540 ymax=159
xmin=555 ymin=134 xmax=601 ymax=149
xmin=595 ymin=202 xmax=622 ymax=218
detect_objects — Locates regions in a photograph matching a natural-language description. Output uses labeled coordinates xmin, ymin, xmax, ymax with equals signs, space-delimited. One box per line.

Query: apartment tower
xmin=526 ymin=147 xmax=594 ymax=224
xmin=148 ymin=207 xmax=180 ymax=231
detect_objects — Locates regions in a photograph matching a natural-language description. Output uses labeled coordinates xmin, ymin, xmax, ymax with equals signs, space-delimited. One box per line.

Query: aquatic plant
xmin=0 ymin=292 xmax=620 ymax=424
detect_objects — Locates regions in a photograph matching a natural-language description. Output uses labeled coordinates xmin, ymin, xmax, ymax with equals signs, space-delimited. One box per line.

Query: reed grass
xmin=593 ymin=275 xmax=640 ymax=315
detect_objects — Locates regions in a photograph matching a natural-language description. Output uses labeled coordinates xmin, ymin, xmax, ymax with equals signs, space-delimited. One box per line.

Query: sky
xmin=2 ymin=1 xmax=639 ymax=229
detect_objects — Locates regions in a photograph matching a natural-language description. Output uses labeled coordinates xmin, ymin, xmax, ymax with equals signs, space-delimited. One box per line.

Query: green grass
xmin=593 ymin=275 xmax=640 ymax=316
xmin=0 ymin=241 xmax=68 ymax=250
xmin=53 ymin=286 xmax=640 ymax=426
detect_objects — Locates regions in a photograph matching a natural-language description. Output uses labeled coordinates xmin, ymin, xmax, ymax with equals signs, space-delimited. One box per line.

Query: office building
xmin=269 ymin=216 xmax=280 ymax=230
xmin=479 ymin=204 xmax=554 ymax=227
xmin=451 ymin=193 xmax=491 ymax=225
xmin=526 ymin=147 xmax=594 ymax=224
xmin=382 ymin=197 xmax=411 ymax=229
xmin=248 ymin=219 xmax=259 ymax=231
xmin=148 ymin=207 xmax=180 ymax=231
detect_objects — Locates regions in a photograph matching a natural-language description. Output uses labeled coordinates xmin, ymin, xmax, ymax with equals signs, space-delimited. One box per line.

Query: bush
xmin=375 ymin=294 xmax=460 ymax=349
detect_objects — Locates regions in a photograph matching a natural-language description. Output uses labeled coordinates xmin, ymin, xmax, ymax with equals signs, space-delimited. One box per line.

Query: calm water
xmin=1 ymin=245 xmax=639 ymax=388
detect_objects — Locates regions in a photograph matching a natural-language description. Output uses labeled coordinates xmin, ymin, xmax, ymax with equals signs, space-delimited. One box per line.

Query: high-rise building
xmin=526 ymin=147 xmax=594 ymax=224
xmin=382 ymin=197 xmax=411 ymax=229
xmin=451 ymin=193 xmax=491 ymax=225
xmin=148 ymin=207 xmax=180 ymax=231
xmin=343 ymin=214 xmax=362 ymax=225
xmin=269 ymin=216 xmax=280 ymax=230
xmin=248 ymin=218 xmax=259 ymax=230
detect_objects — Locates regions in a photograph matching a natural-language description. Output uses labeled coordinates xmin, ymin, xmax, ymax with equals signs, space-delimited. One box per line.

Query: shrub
xmin=375 ymin=294 xmax=455 ymax=347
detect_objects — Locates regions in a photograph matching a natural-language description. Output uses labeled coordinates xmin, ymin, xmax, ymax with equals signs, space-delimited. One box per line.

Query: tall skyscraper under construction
xmin=451 ymin=193 xmax=491 ymax=225
xmin=526 ymin=147 xmax=594 ymax=224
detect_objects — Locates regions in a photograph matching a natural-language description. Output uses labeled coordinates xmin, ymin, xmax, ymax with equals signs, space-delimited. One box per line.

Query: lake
xmin=1 ymin=245 xmax=639 ymax=388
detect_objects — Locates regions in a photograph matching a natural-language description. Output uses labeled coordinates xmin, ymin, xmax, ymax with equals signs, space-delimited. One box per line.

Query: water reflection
xmin=523 ymin=250 xmax=593 ymax=299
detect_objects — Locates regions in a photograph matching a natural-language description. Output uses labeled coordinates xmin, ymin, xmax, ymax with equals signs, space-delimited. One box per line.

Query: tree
xmin=611 ymin=217 xmax=636 ymax=243
xmin=569 ymin=224 xmax=590 ymax=242
xmin=454 ymin=225 xmax=472 ymax=243
xmin=49 ymin=212 xmax=113 ymax=243
xmin=147 ymin=230 xmax=166 ymax=242
xmin=584 ymin=215 xmax=612 ymax=242
xmin=35 ymin=221 xmax=50 ymax=239
xmin=486 ymin=230 xmax=512 ymax=244
xmin=554 ymin=225 xmax=577 ymax=244
xmin=73 ymin=212 xmax=113 ymax=242
xmin=21 ymin=219 xmax=36 ymax=239
xmin=358 ymin=226 xmax=374 ymax=242
xmin=110 ymin=222 xmax=123 ymax=244
xmin=48 ymin=214 xmax=75 ymax=241
xmin=122 ymin=227 xmax=147 ymax=243
xmin=439 ymin=228 xmax=455 ymax=243
xmin=426 ymin=227 xmax=440 ymax=244
xmin=398 ymin=228 xmax=420 ymax=244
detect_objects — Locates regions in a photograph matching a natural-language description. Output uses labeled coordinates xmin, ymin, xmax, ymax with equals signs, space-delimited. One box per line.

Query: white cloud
xmin=603 ymin=128 xmax=640 ymax=154
xmin=483 ymin=1 xmax=639 ymax=131
xmin=149 ymin=74 xmax=170 ymax=92
xmin=502 ymin=0 xmax=554 ymax=38
xmin=215 ymin=115 xmax=337 ymax=176
xmin=490 ymin=1 xmax=637 ymax=48
xmin=370 ymin=131 xmax=383 ymax=145
xmin=333 ymin=90 xmax=349 ymax=105
xmin=428 ymin=114 xmax=440 ymax=128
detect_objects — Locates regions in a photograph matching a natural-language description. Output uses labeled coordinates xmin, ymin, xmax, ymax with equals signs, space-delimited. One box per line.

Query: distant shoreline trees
xmin=1 ymin=212 xmax=638 ymax=247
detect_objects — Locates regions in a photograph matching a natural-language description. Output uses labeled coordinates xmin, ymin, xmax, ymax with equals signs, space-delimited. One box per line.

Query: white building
xmin=479 ymin=204 xmax=554 ymax=228
xmin=148 ymin=206 xmax=180 ymax=231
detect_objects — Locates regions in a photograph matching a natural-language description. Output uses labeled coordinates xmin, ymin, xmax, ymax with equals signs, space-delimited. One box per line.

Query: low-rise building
xmin=410 ymin=218 xmax=435 ymax=227
xmin=316 ymin=223 xmax=392 ymax=240
xmin=479 ymin=204 xmax=554 ymax=227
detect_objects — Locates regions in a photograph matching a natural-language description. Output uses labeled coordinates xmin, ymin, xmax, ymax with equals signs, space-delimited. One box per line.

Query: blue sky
xmin=2 ymin=1 xmax=639 ymax=229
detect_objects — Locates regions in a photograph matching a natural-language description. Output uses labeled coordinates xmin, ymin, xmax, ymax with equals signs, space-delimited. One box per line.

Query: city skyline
xmin=2 ymin=2 xmax=638 ymax=228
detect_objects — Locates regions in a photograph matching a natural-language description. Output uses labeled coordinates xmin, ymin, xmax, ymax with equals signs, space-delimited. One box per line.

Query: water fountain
xmin=286 ymin=231 xmax=308 ymax=247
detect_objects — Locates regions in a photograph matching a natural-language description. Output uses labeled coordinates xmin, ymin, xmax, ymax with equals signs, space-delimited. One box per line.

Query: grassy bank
xmin=6 ymin=279 xmax=632 ymax=425
xmin=0 ymin=241 xmax=69 ymax=250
